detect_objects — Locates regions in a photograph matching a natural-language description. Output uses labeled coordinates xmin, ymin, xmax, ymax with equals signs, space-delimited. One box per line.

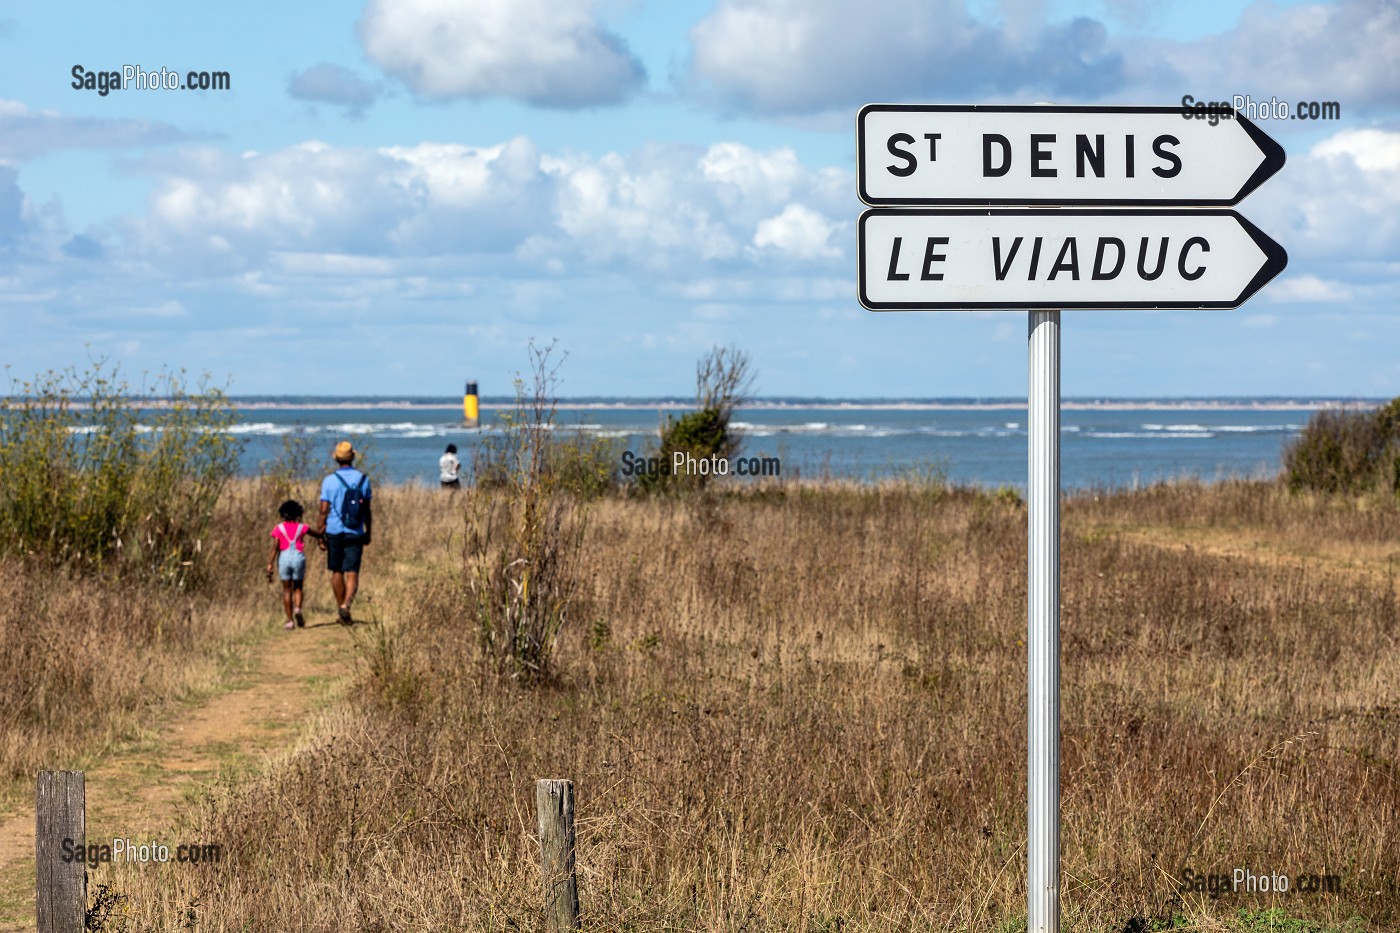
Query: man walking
xmin=318 ymin=441 xmax=373 ymax=624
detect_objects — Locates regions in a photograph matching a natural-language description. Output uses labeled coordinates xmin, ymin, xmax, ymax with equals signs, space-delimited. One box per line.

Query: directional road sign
xmin=858 ymin=208 xmax=1288 ymax=310
xmin=858 ymin=105 xmax=1285 ymax=207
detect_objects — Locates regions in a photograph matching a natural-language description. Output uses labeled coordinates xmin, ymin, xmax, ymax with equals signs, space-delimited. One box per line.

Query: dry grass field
xmin=2 ymin=475 xmax=1383 ymax=932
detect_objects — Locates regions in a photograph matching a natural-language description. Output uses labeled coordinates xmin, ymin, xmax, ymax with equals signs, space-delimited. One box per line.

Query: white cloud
xmin=0 ymin=99 xmax=190 ymax=161
xmin=701 ymin=143 xmax=806 ymax=205
xmin=683 ymin=0 xmax=1400 ymax=121
xmin=141 ymin=299 xmax=187 ymax=318
xmin=1311 ymin=130 xmax=1400 ymax=174
xmin=116 ymin=137 xmax=854 ymax=287
xmin=288 ymin=63 xmax=381 ymax=115
xmin=1158 ymin=0 xmax=1400 ymax=117
xmin=751 ymin=204 xmax=840 ymax=260
xmin=1246 ymin=128 xmax=1400 ymax=265
xmin=687 ymin=0 xmax=1124 ymax=115
xmin=1265 ymin=275 xmax=1354 ymax=304
xmin=357 ymin=0 xmax=645 ymax=107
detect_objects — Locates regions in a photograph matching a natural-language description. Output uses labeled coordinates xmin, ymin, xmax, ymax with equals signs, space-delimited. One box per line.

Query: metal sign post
xmin=1026 ymin=309 xmax=1061 ymax=932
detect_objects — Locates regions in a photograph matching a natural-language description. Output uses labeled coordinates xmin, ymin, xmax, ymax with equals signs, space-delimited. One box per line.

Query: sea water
xmin=226 ymin=399 xmax=1330 ymax=490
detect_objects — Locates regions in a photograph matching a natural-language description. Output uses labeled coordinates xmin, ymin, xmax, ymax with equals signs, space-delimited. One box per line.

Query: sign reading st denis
xmin=855 ymin=104 xmax=1287 ymax=311
xmin=858 ymin=104 xmax=1285 ymax=206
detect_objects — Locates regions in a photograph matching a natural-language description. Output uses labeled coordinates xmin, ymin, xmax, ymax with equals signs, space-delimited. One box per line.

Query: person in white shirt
xmin=439 ymin=443 xmax=461 ymax=489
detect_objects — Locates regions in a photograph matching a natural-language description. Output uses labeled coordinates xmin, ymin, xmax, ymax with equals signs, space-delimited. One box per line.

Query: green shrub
xmin=637 ymin=407 xmax=728 ymax=493
xmin=475 ymin=423 xmax=621 ymax=499
xmin=0 ymin=362 xmax=237 ymax=581
xmin=1282 ymin=400 xmax=1400 ymax=494
xmin=636 ymin=344 xmax=754 ymax=493
xmin=546 ymin=429 xmax=622 ymax=499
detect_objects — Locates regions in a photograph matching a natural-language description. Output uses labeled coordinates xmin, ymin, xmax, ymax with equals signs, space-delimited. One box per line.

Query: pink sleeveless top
xmin=271 ymin=521 xmax=307 ymax=552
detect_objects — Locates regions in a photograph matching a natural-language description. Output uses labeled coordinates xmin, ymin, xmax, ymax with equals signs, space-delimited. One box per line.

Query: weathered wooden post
xmin=535 ymin=778 xmax=580 ymax=932
xmin=36 ymin=770 xmax=85 ymax=933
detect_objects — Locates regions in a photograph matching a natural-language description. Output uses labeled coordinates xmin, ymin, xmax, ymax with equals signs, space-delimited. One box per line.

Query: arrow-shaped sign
xmin=858 ymin=105 xmax=1285 ymax=207
xmin=858 ymin=209 xmax=1288 ymax=310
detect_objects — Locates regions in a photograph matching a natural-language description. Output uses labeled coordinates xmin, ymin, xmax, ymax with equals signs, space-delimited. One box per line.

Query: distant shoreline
xmin=227 ymin=398 xmax=1367 ymax=413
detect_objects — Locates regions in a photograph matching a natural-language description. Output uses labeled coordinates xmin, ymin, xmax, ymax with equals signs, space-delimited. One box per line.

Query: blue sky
xmin=1 ymin=0 xmax=1396 ymax=398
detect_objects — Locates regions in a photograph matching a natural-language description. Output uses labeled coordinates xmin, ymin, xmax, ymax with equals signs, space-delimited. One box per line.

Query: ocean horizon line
xmin=224 ymin=395 xmax=1381 ymax=413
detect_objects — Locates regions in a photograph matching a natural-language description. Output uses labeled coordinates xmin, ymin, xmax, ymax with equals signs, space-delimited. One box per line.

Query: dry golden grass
xmin=56 ymin=480 xmax=1400 ymax=930
xmin=0 ymin=476 xmax=333 ymax=793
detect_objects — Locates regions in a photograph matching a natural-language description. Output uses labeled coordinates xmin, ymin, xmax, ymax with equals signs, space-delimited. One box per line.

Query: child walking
xmin=265 ymin=500 xmax=322 ymax=630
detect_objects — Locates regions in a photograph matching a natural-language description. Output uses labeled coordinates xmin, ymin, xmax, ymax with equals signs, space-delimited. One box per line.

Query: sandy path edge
xmin=0 ymin=618 xmax=356 ymax=930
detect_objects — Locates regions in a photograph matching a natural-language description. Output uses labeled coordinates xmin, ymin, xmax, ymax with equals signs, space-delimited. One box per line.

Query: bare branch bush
xmin=465 ymin=341 xmax=586 ymax=682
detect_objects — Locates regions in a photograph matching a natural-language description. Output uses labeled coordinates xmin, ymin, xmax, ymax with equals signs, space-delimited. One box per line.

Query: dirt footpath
xmin=0 ymin=618 xmax=355 ymax=931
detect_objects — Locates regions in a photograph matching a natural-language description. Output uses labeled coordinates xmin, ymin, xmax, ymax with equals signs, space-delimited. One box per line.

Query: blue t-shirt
xmin=320 ymin=467 xmax=372 ymax=535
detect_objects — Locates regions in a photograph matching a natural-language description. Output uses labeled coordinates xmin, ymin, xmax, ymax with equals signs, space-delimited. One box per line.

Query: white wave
xmin=225 ymin=422 xmax=292 ymax=435
xmin=1088 ymin=431 xmax=1214 ymax=439
xmin=65 ymin=424 xmax=158 ymax=434
xmin=766 ymin=422 xmax=834 ymax=434
xmin=1213 ymin=424 xmax=1301 ymax=433
xmin=1142 ymin=423 xmax=1210 ymax=432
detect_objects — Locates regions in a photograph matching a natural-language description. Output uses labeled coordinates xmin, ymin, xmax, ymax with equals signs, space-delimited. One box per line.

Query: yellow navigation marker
xmin=463 ymin=380 xmax=479 ymax=429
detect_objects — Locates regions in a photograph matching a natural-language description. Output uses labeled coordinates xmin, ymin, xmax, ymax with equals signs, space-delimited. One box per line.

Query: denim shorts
xmin=277 ymin=548 xmax=306 ymax=582
xmin=325 ymin=534 xmax=365 ymax=574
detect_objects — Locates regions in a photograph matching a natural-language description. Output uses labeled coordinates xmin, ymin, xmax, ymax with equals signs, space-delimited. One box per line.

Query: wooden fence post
xmin=36 ymin=770 xmax=85 ymax=933
xmin=536 ymin=778 xmax=580 ymax=932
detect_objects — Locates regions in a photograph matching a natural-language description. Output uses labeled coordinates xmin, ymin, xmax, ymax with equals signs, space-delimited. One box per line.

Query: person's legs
xmin=335 ymin=536 xmax=364 ymax=623
xmin=280 ymin=548 xmax=307 ymax=627
xmin=327 ymin=533 xmax=349 ymax=621
xmin=280 ymin=580 xmax=295 ymax=628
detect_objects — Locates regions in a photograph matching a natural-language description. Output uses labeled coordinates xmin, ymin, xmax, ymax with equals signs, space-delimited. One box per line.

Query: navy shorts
xmin=325 ymin=534 xmax=366 ymax=574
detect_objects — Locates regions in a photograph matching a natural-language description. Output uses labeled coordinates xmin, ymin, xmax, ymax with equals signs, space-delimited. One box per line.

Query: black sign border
xmin=856 ymin=104 xmax=1287 ymax=208
xmin=856 ymin=208 xmax=1289 ymax=311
